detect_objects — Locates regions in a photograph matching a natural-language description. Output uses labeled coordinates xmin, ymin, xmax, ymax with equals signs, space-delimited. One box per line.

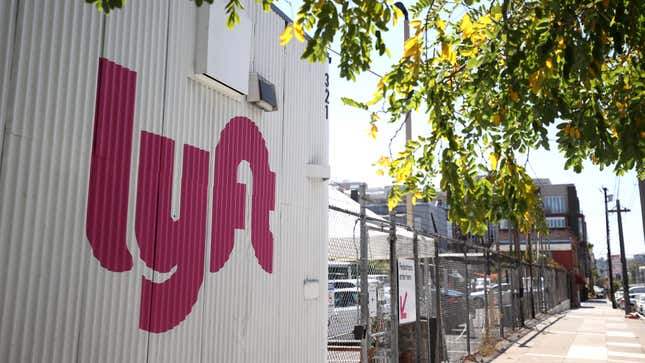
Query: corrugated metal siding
xmin=0 ymin=0 xmax=328 ymax=362
xmin=0 ymin=0 xmax=18 ymax=160
xmin=0 ymin=2 xmax=104 ymax=363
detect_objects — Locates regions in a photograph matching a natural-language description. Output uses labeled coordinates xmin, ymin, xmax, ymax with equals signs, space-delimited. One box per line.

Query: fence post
xmin=463 ymin=244 xmax=471 ymax=357
xmin=527 ymin=232 xmax=536 ymax=320
xmin=498 ymin=258 xmax=504 ymax=337
xmin=424 ymin=257 xmax=434 ymax=363
xmin=484 ymin=248 xmax=490 ymax=338
xmin=359 ymin=184 xmax=369 ymax=363
xmin=434 ymin=237 xmax=445 ymax=363
xmin=413 ymin=231 xmax=422 ymax=363
xmin=389 ymin=211 xmax=399 ymax=363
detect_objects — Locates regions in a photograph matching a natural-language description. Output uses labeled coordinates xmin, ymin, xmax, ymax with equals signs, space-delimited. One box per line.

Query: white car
xmin=328 ymin=288 xmax=360 ymax=340
xmin=636 ymin=294 xmax=645 ymax=315
xmin=618 ymin=286 xmax=645 ymax=309
xmin=470 ymin=283 xmax=512 ymax=308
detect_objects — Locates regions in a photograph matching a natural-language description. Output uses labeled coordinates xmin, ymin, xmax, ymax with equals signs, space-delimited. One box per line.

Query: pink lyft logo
xmin=86 ymin=58 xmax=275 ymax=333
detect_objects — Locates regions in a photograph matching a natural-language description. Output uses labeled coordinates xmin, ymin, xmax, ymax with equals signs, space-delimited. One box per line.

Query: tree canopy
xmin=87 ymin=0 xmax=644 ymax=236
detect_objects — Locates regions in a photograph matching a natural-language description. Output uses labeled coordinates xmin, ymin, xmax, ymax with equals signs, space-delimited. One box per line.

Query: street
xmin=492 ymin=299 xmax=645 ymax=362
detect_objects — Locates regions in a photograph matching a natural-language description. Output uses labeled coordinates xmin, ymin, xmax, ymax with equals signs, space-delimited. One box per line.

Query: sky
xmin=274 ymin=0 xmax=645 ymax=259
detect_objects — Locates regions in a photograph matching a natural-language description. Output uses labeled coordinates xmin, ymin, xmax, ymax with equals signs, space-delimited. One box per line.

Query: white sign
xmin=398 ymin=259 xmax=416 ymax=324
xmin=368 ymin=284 xmax=377 ymax=317
xmin=328 ymin=282 xmax=335 ymax=308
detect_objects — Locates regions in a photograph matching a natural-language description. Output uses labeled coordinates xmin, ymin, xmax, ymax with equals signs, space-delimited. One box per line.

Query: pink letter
xmin=86 ymin=58 xmax=137 ymax=272
xmin=135 ymin=131 xmax=209 ymax=333
xmin=211 ymin=117 xmax=275 ymax=273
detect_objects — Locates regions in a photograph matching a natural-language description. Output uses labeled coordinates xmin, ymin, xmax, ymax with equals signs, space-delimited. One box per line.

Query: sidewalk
xmin=491 ymin=299 xmax=645 ymax=363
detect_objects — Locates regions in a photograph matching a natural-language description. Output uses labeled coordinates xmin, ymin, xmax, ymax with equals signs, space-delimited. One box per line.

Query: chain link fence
xmin=328 ymin=186 xmax=572 ymax=363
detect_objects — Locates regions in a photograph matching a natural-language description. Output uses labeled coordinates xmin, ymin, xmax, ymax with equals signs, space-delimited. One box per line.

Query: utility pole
xmin=609 ymin=199 xmax=631 ymax=314
xmin=527 ymin=229 xmax=536 ymax=319
xmin=394 ymin=1 xmax=413 ymax=228
xmin=603 ymin=187 xmax=617 ymax=308
xmin=358 ymin=184 xmax=369 ymax=363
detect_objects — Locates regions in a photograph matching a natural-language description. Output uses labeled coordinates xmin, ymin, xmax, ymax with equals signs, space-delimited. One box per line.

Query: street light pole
xmin=394 ymin=2 xmax=413 ymax=228
xmin=609 ymin=199 xmax=631 ymax=314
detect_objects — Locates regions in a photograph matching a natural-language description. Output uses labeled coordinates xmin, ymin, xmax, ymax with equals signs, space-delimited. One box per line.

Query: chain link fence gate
xmin=328 ymin=185 xmax=572 ymax=363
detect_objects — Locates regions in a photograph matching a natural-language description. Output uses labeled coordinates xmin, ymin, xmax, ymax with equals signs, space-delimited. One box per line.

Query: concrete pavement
xmin=491 ymin=299 xmax=645 ymax=363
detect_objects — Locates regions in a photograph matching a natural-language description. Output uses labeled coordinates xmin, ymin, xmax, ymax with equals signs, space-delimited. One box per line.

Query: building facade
xmin=0 ymin=1 xmax=329 ymax=362
xmin=497 ymin=180 xmax=590 ymax=306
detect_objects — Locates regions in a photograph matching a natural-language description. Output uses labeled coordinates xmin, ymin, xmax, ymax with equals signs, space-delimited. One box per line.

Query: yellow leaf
xmin=523 ymin=211 xmax=531 ymax=222
xmin=279 ymin=25 xmax=293 ymax=46
xmin=557 ymin=36 xmax=566 ymax=49
xmin=492 ymin=113 xmax=501 ymax=126
xmin=376 ymin=156 xmax=391 ymax=167
xmin=440 ymin=42 xmax=456 ymax=65
xmin=293 ymin=21 xmax=305 ymax=42
xmin=477 ymin=14 xmax=492 ymax=27
xmin=366 ymin=90 xmax=383 ymax=106
xmin=489 ymin=152 xmax=499 ymax=170
xmin=545 ymin=57 xmax=554 ymax=70
xmin=387 ymin=196 xmax=399 ymax=211
xmin=411 ymin=195 xmax=418 ymax=205
xmin=410 ymin=19 xmax=422 ymax=30
xmin=368 ymin=123 xmax=378 ymax=139
xmin=509 ymin=88 xmax=520 ymax=102
xmin=529 ymin=69 xmax=543 ymax=94
xmin=616 ymin=101 xmax=627 ymax=111
xmin=376 ymin=169 xmax=385 ymax=176
xmin=611 ymin=127 xmax=619 ymax=138
xmin=435 ymin=19 xmax=445 ymax=32
xmin=470 ymin=30 xmax=487 ymax=46
xmin=460 ymin=14 xmax=473 ymax=39
xmin=403 ymin=36 xmax=420 ymax=58
xmin=370 ymin=112 xmax=380 ymax=122
xmin=395 ymin=159 xmax=413 ymax=183
xmin=601 ymin=29 xmax=608 ymax=44
xmin=393 ymin=6 xmax=402 ymax=27
xmin=460 ymin=47 xmax=478 ymax=58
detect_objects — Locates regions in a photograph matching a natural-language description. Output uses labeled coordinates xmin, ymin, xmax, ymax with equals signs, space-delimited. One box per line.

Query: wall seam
xmin=0 ymin=0 xmax=22 ymax=183
xmin=145 ymin=1 xmax=173 ymax=363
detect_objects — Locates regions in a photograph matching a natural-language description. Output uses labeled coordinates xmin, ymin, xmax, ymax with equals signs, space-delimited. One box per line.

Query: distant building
xmin=596 ymin=257 xmax=609 ymax=278
xmin=633 ymin=253 xmax=645 ymax=264
xmin=611 ymin=255 xmax=622 ymax=280
xmin=360 ymin=186 xmax=450 ymax=237
xmin=498 ymin=179 xmax=590 ymax=306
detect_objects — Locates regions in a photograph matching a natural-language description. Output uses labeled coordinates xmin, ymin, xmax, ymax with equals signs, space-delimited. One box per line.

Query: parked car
xmin=593 ymin=286 xmax=605 ymax=299
xmin=328 ymin=288 xmax=360 ymax=340
xmin=470 ymin=283 xmax=512 ymax=308
xmin=329 ymin=278 xmax=380 ymax=290
xmin=618 ymin=286 xmax=645 ymax=309
xmin=636 ymin=294 xmax=645 ymax=314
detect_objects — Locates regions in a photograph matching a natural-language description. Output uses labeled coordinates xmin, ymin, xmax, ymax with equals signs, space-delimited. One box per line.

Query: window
xmin=542 ymin=196 xmax=565 ymax=213
xmin=333 ymin=282 xmax=356 ymax=289
xmin=546 ymin=216 xmax=566 ymax=229
xmin=334 ymin=291 xmax=359 ymax=307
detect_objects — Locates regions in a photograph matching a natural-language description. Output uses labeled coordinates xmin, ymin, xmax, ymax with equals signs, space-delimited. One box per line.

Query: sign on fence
xmin=398 ymin=259 xmax=416 ymax=324
xmin=369 ymin=284 xmax=378 ymax=317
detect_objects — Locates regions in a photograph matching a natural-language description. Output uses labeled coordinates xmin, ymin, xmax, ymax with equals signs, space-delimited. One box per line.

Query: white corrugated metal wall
xmin=0 ymin=0 xmax=328 ymax=362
